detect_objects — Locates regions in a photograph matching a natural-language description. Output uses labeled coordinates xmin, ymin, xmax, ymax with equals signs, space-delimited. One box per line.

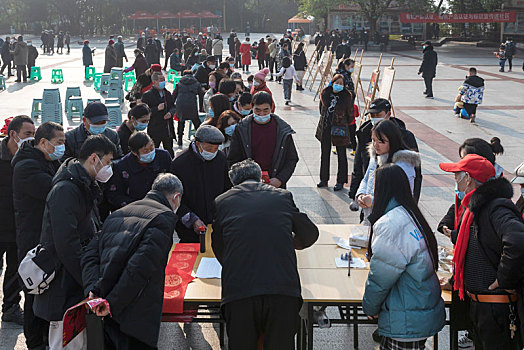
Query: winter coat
xmin=106 ymin=149 xmax=172 ymax=209
xmin=240 ymin=42 xmax=251 ymax=65
xmin=257 ymin=42 xmax=267 ymax=61
xmin=137 ymin=37 xmax=145 ymax=51
xmin=82 ymin=190 xmax=177 ymax=347
xmin=335 ymin=68 xmax=355 ymax=92
xmin=228 ymin=114 xmax=299 ymax=188
xmin=169 ymin=53 xmax=184 ymax=71
xmin=349 ymin=118 xmax=421 ymax=201
xmin=164 ymin=38 xmax=175 ymax=57
xmin=145 ymin=42 xmax=159 ymax=65
xmin=172 ymin=75 xmax=204 ymax=121
xmin=27 ymin=45 xmax=38 ymax=67
xmin=12 ymin=141 xmax=60 ymax=260
xmin=335 ymin=43 xmax=351 ymax=60
xmin=418 ymin=45 xmax=437 ymax=78
xmin=459 ymin=75 xmax=485 ymax=105
xmin=141 ymin=88 xmax=176 ymax=141
xmin=114 ymin=41 xmax=127 ymax=67
xmin=228 ymin=33 xmax=236 ymax=56
xmin=104 ymin=44 xmax=117 ymax=73
xmin=268 ymin=42 xmax=278 ymax=59
xmin=128 ymin=53 xmax=148 ymax=77
xmin=293 ymin=50 xmax=307 ymax=71
xmin=316 ymin=87 xmax=355 ymax=147
xmin=212 ymin=38 xmax=223 ymax=56
xmin=363 ymin=204 xmax=445 ymax=339
xmin=194 ymin=62 xmax=213 ymax=88
xmin=170 ymin=143 xmax=230 ymax=243
xmin=1 ymin=41 xmax=11 ymax=61
xmin=116 ymin=122 xmax=133 ymax=155
xmin=33 ymin=159 xmax=101 ymax=321
xmin=82 ymin=44 xmax=94 ymax=66
xmin=505 ymin=42 xmax=516 ymax=57
xmin=0 ymin=137 xmax=16 ymax=243
xmin=13 ymin=40 xmax=28 ymax=66
xmin=234 ymin=40 xmax=241 ymax=57
xmin=63 ymin=123 xmax=122 ymax=161
xmin=212 ymin=181 xmax=319 ymax=305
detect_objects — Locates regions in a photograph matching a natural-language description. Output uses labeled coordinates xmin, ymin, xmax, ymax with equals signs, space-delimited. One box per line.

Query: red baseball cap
xmin=439 ymin=154 xmax=495 ymax=183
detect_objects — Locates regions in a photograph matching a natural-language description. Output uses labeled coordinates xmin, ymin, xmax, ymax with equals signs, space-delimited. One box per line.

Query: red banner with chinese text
xmin=400 ymin=11 xmax=517 ymax=23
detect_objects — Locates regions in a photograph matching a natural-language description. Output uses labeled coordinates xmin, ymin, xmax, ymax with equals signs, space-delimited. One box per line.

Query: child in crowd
xmin=275 ymin=57 xmax=299 ymax=105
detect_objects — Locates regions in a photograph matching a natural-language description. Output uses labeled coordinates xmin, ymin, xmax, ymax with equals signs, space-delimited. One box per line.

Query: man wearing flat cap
xmin=439 ymin=154 xmax=524 ymax=349
xmin=512 ymin=162 xmax=524 ymax=218
xmin=170 ymin=125 xmax=231 ymax=242
xmin=63 ymin=102 xmax=123 ymax=161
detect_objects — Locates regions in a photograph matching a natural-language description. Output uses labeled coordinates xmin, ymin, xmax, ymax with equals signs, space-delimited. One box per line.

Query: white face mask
xmin=93 ymin=156 xmax=113 ymax=183
xmin=370 ymin=117 xmax=384 ymax=126
xmin=171 ymin=193 xmax=181 ymax=213
xmin=15 ymin=135 xmax=34 ymax=148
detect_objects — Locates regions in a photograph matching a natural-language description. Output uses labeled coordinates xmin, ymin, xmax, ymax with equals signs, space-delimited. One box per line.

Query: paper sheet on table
xmin=335 ymin=257 xmax=367 ymax=269
xmin=332 ymin=236 xmax=360 ymax=250
xmin=195 ymin=257 xmax=222 ymax=278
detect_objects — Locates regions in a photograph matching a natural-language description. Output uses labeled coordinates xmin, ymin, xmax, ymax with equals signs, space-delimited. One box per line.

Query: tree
xmin=297 ymin=0 xmax=345 ymax=30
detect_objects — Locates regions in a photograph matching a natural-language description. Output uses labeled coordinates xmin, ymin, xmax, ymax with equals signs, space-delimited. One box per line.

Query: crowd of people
xmin=1 ymin=25 xmax=524 ymax=350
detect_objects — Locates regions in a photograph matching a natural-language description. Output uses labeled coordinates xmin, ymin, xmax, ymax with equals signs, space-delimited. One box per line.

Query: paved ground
xmin=1 ymin=33 xmax=524 ymax=349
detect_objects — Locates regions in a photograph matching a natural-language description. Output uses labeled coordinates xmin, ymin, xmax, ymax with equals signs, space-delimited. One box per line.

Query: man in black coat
xmin=170 ymin=125 xmax=230 ymax=243
xmin=12 ymin=122 xmax=63 ymax=349
xmin=228 ymin=92 xmax=299 ymax=189
xmin=418 ymin=40 xmax=438 ymax=98
xmin=212 ymin=159 xmax=319 ymax=349
xmin=34 ymin=135 xmax=117 ymax=349
xmin=63 ymin=102 xmax=123 ymax=161
xmin=82 ymin=174 xmax=182 ymax=349
xmin=349 ymin=98 xmax=421 ymax=209
xmin=144 ymin=38 xmax=159 ymax=65
xmin=27 ymin=40 xmax=39 ymax=74
xmin=0 ymin=115 xmax=34 ymax=325
xmin=194 ymin=55 xmax=217 ymax=89
xmin=173 ymin=34 xmax=182 ymax=53
xmin=439 ymin=155 xmax=524 ymax=349
xmin=163 ymin=34 xmax=175 ymax=70
xmin=141 ymin=71 xmax=176 ymax=157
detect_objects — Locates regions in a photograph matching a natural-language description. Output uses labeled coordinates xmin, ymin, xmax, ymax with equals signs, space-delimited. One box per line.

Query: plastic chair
xmin=87 ymin=98 xmax=101 ymax=105
xmin=31 ymin=99 xmax=42 ymax=119
xmin=106 ymin=104 xmax=122 ymax=128
xmin=167 ymin=69 xmax=178 ymax=83
xmin=51 ymin=69 xmax=64 ymax=84
xmin=104 ymin=98 xmax=119 ymax=105
xmin=0 ymin=75 xmax=5 ymax=90
xmin=93 ymin=73 xmax=103 ymax=91
xmin=124 ymin=75 xmax=135 ymax=92
xmin=42 ymin=89 xmax=61 ymax=104
xmin=110 ymin=68 xmax=123 ymax=82
xmin=41 ymin=102 xmax=63 ymax=125
xmin=30 ymin=67 xmax=42 ymax=81
xmin=100 ymin=74 xmax=111 ymax=94
xmin=65 ymin=87 xmax=81 ymax=112
xmin=85 ymin=67 xmax=96 ymax=81
xmin=66 ymin=97 xmax=83 ymax=120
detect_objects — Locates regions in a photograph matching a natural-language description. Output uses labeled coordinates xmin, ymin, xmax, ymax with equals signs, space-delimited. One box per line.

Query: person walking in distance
xmin=418 ymin=40 xmax=437 ymax=99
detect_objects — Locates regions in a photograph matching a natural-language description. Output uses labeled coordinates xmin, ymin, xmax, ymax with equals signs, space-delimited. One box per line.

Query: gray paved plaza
xmin=0 ymin=34 xmax=523 ymax=349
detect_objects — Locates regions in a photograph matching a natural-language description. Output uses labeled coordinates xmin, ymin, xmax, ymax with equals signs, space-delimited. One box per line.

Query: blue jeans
xmin=499 ymin=59 xmax=506 ymax=71
xmin=283 ymin=79 xmax=293 ymax=101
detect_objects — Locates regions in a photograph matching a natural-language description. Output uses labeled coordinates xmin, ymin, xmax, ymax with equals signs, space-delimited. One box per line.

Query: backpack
xmin=18 ymin=244 xmax=56 ymax=295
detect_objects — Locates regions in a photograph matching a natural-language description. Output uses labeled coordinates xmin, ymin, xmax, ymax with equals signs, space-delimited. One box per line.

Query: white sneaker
xmin=458 ymin=332 xmax=473 ymax=348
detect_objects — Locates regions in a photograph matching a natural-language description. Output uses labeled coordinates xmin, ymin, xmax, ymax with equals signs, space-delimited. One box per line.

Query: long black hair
xmin=372 ymin=120 xmax=409 ymax=163
xmin=367 ymin=164 xmax=439 ymax=271
xmin=459 ymin=137 xmax=503 ymax=164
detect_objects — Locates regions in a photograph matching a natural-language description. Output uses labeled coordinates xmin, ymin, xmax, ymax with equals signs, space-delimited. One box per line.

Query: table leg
xmin=219 ymin=322 xmax=225 ymax=347
xmin=307 ymin=303 xmax=314 ymax=350
xmin=353 ymin=305 xmax=358 ymax=350
xmin=433 ymin=333 xmax=438 ymax=350
xmin=450 ymin=324 xmax=458 ymax=350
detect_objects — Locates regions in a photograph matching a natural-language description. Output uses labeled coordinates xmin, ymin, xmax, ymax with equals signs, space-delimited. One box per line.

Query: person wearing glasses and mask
xmin=63 ymin=102 xmax=123 ymax=161
xmin=170 ymin=125 xmax=230 ymax=243
xmin=34 ymin=135 xmax=117 ymax=350
xmin=106 ymin=132 xmax=171 ymax=210
xmin=117 ymin=104 xmax=151 ymax=156
xmin=228 ymin=91 xmax=299 ymax=189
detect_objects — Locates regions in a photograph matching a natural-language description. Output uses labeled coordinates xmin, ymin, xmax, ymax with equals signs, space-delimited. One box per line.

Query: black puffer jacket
xmin=468 ymin=177 xmax=524 ymax=291
xmin=419 ymin=45 xmax=438 ymax=78
xmin=0 ymin=137 xmax=15 ymax=243
xmin=82 ymin=190 xmax=177 ymax=347
xmin=12 ymin=141 xmax=60 ymax=260
xmin=63 ymin=123 xmax=123 ymax=161
xmin=172 ymin=75 xmax=205 ymax=121
xmin=141 ymin=87 xmax=176 ymax=141
xmin=33 ymin=159 xmax=101 ymax=321
xmin=349 ymin=118 xmax=421 ymax=201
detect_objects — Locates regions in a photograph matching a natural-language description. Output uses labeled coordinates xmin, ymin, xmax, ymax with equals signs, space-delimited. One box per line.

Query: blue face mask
xmin=224 ymin=124 xmax=236 ymax=136
xmin=47 ymin=141 xmax=65 ymax=161
xmin=240 ymin=109 xmax=251 ymax=116
xmin=201 ymin=149 xmax=217 ymax=161
xmin=253 ymin=113 xmax=271 ymax=124
xmin=348 ymin=68 xmax=354 ymax=73
xmin=521 ymin=188 xmax=524 ymax=198
xmin=229 ymin=63 xmax=235 ymax=68
xmin=333 ymin=84 xmax=344 ymax=93
xmin=89 ymin=123 xmax=107 ymax=135
xmin=208 ymin=109 xmax=215 ymax=118
xmin=455 ymin=183 xmax=466 ymax=200
xmin=158 ymin=81 xmax=166 ymax=90
xmin=229 ymin=96 xmax=235 ymax=102
xmin=139 ymin=149 xmax=156 ymax=163
xmin=135 ymin=121 xmax=148 ymax=131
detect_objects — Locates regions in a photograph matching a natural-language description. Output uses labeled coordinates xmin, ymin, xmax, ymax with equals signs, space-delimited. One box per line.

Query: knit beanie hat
xmin=254 ymin=68 xmax=269 ymax=81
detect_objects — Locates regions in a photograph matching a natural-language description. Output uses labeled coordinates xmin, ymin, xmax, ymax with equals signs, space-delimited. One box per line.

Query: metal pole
xmin=500 ymin=4 xmax=505 ymax=42
xmin=223 ymin=0 xmax=227 ymax=32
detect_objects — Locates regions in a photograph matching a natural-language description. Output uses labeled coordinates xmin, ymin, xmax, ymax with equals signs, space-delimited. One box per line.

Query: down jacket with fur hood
xmin=356 ymin=147 xmax=421 ymax=221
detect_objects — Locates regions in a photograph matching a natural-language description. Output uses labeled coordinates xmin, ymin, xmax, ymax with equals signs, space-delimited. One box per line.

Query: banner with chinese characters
xmin=400 ymin=11 xmax=517 ymax=23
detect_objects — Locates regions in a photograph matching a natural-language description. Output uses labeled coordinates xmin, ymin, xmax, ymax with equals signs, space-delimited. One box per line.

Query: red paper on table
xmin=62 ymin=298 xmax=110 ymax=347
xmin=162 ymin=243 xmax=199 ymax=315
